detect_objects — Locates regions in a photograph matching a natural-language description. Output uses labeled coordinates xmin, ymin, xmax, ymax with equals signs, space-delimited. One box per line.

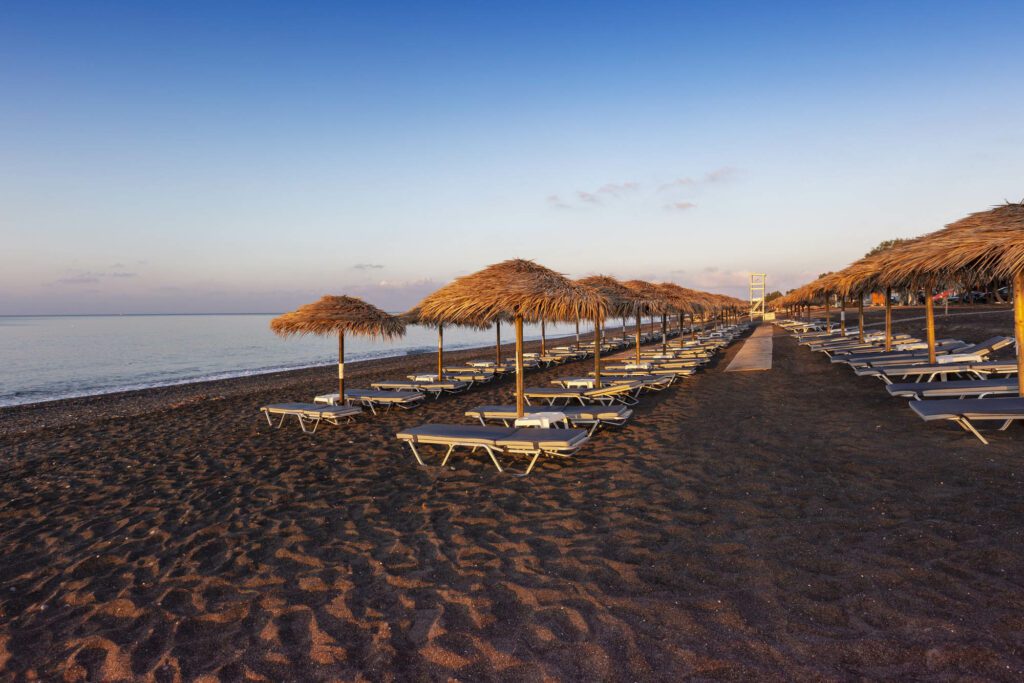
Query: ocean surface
xmin=0 ymin=314 xmax=596 ymax=408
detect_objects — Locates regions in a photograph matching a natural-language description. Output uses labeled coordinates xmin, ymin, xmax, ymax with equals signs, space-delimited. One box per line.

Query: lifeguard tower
xmin=749 ymin=273 xmax=768 ymax=320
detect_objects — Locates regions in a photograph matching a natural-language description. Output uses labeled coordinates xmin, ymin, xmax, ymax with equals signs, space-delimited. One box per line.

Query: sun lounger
xmin=261 ymin=403 xmax=362 ymax=433
xmin=396 ymin=423 xmax=590 ymax=475
xmin=860 ymin=360 xmax=1018 ymax=383
xmin=554 ymin=374 xmax=675 ymax=390
xmin=601 ymin=363 xmax=698 ymax=378
xmin=832 ymin=340 xmax=966 ymax=365
xmin=443 ymin=366 xmax=499 ymax=381
xmin=523 ymin=380 xmax=643 ymax=406
xmin=314 ymin=389 xmax=426 ymax=414
xmin=466 ymin=404 xmax=633 ymax=435
xmin=370 ymin=379 xmax=470 ymax=397
xmin=411 ymin=370 xmax=494 ymax=384
xmin=846 ymin=336 xmax=1013 ymax=369
xmin=909 ymin=397 xmax=1024 ymax=444
xmin=887 ymin=378 xmax=1019 ymax=400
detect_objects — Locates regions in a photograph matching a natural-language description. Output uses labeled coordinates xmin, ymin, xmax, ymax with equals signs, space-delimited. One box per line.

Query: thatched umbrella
xmin=578 ymin=275 xmax=634 ymax=388
xmin=402 ymin=306 xmax=490 ymax=381
xmin=623 ymin=280 xmax=672 ymax=364
xmin=416 ymin=259 xmax=606 ymax=417
xmin=834 ymin=238 xmax=933 ymax=351
xmin=877 ymin=202 xmax=1024 ymax=390
xmin=271 ymin=295 xmax=406 ymax=401
xmin=657 ymin=282 xmax=699 ymax=350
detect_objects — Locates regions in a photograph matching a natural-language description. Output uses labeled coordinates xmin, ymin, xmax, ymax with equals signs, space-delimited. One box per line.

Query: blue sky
xmin=2 ymin=1 xmax=1022 ymax=314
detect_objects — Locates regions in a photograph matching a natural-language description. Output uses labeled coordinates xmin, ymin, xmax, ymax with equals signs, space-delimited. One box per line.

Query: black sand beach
xmin=1 ymin=315 xmax=1023 ymax=680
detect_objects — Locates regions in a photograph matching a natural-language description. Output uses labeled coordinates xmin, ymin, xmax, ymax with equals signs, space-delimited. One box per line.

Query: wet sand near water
xmin=1 ymin=324 xmax=1023 ymax=680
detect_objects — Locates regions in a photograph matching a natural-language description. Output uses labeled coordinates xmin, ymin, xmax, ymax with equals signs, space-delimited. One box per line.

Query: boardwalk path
xmin=725 ymin=323 xmax=773 ymax=371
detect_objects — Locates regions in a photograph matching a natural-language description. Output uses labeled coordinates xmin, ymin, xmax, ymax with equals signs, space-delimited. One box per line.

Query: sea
xmin=0 ymin=314 xmax=600 ymax=408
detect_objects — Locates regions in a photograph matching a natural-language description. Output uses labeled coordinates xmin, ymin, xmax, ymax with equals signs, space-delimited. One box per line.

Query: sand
xmin=1 ymin=318 xmax=1023 ymax=680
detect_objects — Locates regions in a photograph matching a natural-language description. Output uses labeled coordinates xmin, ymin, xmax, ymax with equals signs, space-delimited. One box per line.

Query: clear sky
xmin=2 ymin=1 xmax=1022 ymax=314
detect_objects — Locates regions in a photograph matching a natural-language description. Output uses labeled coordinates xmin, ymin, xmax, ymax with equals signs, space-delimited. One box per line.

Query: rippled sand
xmin=1 ymin=327 xmax=1022 ymax=680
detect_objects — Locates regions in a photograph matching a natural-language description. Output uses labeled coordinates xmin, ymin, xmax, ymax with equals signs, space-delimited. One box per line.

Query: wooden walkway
xmin=726 ymin=324 xmax=774 ymax=371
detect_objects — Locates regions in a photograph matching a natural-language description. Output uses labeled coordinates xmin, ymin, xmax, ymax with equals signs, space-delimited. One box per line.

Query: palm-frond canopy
xmin=879 ymin=202 xmax=1024 ymax=284
xmin=576 ymin=275 xmax=637 ymax=318
xmin=655 ymin=282 xmax=699 ymax=314
xmin=271 ymin=295 xmax=405 ymax=339
xmin=400 ymin=305 xmax=494 ymax=330
xmin=415 ymin=258 xmax=606 ymax=323
xmin=622 ymin=279 xmax=673 ymax=315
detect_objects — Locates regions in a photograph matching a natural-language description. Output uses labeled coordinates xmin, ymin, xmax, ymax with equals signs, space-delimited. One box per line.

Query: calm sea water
xmin=0 ymin=315 xmax=595 ymax=407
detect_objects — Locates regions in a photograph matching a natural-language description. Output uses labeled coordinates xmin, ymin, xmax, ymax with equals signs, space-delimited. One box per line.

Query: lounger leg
xmin=440 ymin=444 xmax=457 ymax=467
xmin=407 ymin=442 xmax=427 ymax=466
xmin=484 ymin=446 xmax=504 ymax=473
xmin=955 ymin=417 xmax=989 ymax=445
xmin=999 ymin=419 xmax=1014 ymax=431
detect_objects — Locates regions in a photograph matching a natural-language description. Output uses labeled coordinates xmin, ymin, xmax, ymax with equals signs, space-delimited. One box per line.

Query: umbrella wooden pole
xmin=840 ymin=297 xmax=846 ymax=335
xmin=594 ymin=319 xmax=602 ymax=389
xmin=540 ymin=319 xmax=546 ymax=355
xmin=857 ymin=298 xmax=864 ymax=343
xmin=691 ymin=315 xmax=697 ymax=341
xmin=635 ymin=313 xmax=642 ymax=364
xmin=515 ymin=315 xmax=525 ymax=418
xmin=661 ymin=314 xmax=667 ymax=353
xmin=575 ymin=318 xmax=580 ymax=347
xmin=436 ymin=324 xmax=444 ymax=381
xmin=885 ymin=287 xmax=893 ymax=351
xmin=495 ymin=321 xmax=501 ymax=366
xmin=338 ymin=332 xmax=345 ymax=402
xmin=825 ymin=296 xmax=830 ymax=331
xmin=1014 ymin=272 xmax=1024 ymax=397
xmin=925 ymin=277 xmax=937 ymax=365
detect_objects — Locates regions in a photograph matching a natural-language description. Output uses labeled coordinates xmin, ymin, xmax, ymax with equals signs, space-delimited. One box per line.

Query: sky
xmin=2 ymin=0 xmax=1023 ymax=314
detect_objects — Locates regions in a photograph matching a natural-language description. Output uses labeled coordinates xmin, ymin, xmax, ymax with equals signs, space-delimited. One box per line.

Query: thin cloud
xmin=352 ymin=263 xmax=384 ymax=271
xmin=577 ymin=191 xmax=601 ymax=204
xmin=658 ymin=166 xmax=740 ymax=192
xmin=50 ymin=268 xmax=140 ymax=286
xmin=658 ymin=177 xmax=696 ymax=192
xmin=596 ymin=181 xmax=639 ymax=196
xmin=704 ymin=166 xmax=738 ymax=183
xmin=55 ymin=275 xmax=101 ymax=285
xmin=665 ymin=202 xmax=697 ymax=211
xmin=546 ymin=194 xmax=570 ymax=209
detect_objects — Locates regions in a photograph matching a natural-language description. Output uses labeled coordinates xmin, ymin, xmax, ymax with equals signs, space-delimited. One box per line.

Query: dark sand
xmin=1 ymin=320 xmax=1023 ymax=680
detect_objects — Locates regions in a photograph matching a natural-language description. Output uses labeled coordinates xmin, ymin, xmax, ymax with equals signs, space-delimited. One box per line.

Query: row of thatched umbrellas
xmin=774 ymin=201 xmax=1024 ymax=395
xmin=271 ymin=259 xmax=745 ymax=418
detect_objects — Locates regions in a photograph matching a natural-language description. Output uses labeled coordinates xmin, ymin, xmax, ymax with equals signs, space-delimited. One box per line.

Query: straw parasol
xmin=656 ymin=282 xmax=700 ymax=349
xmin=416 ymin=259 xmax=606 ymax=416
xmin=401 ymin=306 xmax=490 ymax=382
xmin=875 ymin=202 xmax=1024 ymax=388
xmin=578 ymin=275 xmax=635 ymax=388
xmin=271 ymin=295 xmax=406 ymax=401
xmin=622 ymin=280 xmax=673 ymax=363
